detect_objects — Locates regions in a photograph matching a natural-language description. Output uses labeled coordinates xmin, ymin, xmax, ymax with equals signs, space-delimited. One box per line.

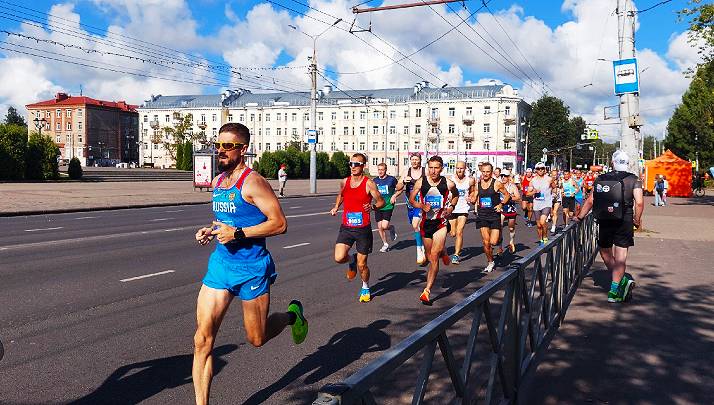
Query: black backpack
xmin=593 ymin=172 xmax=631 ymax=221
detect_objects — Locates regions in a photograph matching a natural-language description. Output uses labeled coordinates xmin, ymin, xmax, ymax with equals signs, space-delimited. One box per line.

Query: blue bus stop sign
xmin=613 ymin=58 xmax=639 ymax=95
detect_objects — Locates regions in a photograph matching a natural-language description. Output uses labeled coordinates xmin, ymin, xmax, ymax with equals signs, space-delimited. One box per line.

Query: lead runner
xmin=192 ymin=123 xmax=307 ymax=405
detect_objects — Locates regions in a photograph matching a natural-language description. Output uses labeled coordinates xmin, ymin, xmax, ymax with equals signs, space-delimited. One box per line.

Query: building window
xmin=415 ymin=108 xmax=422 ymax=118
xmin=66 ymin=109 xmax=72 ymax=118
xmin=165 ymin=114 xmax=170 ymax=123
xmin=56 ymin=109 xmax=61 ymax=118
xmin=276 ymin=142 xmax=281 ymax=150
xmin=317 ymin=127 xmax=323 ymax=136
xmin=291 ymin=128 xmax=296 ymax=136
xmin=466 ymin=125 xmax=473 ymax=133
xmin=483 ymin=140 xmax=490 ymax=150
xmin=404 ymin=157 xmax=409 ymax=166
xmin=504 ymin=141 xmax=511 ymax=149
xmin=331 ymin=112 xmax=337 ymax=120
xmin=78 ymin=122 xmax=82 ymax=130
xmin=265 ymin=113 xmax=271 ymax=122
xmin=249 ymin=114 xmax=255 ymax=122
xmin=77 ymin=109 xmax=82 ymax=117
xmin=343 ymin=142 xmax=349 ymax=150
xmin=56 ymin=135 xmax=61 ymax=143
xmin=389 ymin=142 xmax=396 ymax=151
xmin=484 ymin=106 xmax=491 ymax=114
xmin=66 ymin=134 xmax=71 ymax=143
xmin=78 ymin=135 xmax=83 ymax=143
xmin=403 ymin=110 xmax=409 ymax=118
xmin=359 ymin=127 xmax=366 ymax=135
xmin=303 ymin=112 xmax=309 ymax=121
xmin=389 ymin=110 xmax=396 ymax=119
xmin=403 ymin=126 xmax=409 ymax=135
xmin=448 ymin=124 xmax=455 ymax=134
xmin=331 ymin=142 xmax=336 ymax=151
xmin=212 ymin=114 xmax=217 ymax=122
xmin=213 ymin=128 xmax=217 ymax=137
xmin=414 ymin=141 xmax=421 ymax=150
xmin=372 ymin=141 xmax=378 ymax=151
xmin=238 ymin=114 xmax=244 ymax=122
xmin=372 ymin=111 xmax=380 ymax=119
xmin=143 ymin=115 xmax=148 ymax=123
xmin=372 ymin=126 xmax=379 ymax=135
xmin=342 ymin=127 xmax=348 ymax=136
xmin=484 ymin=123 xmax=490 ymax=134
xmin=448 ymin=107 xmax=455 ymax=117
xmin=265 ymin=128 xmax=271 ymax=137
xmin=415 ymin=125 xmax=421 ymax=134
xmin=403 ymin=141 xmax=408 ymax=150
xmin=505 ymin=106 xmax=511 ymax=116
xmin=359 ymin=111 xmax=366 ymax=120
xmin=465 ymin=142 xmax=472 ymax=149
xmin=431 ymin=108 xmax=438 ymax=119
xmin=355 ymin=142 xmax=364 ymax=151
xmin=265 ymin=143 xmax=271 ymax=151
xmin=292 ymin=113 xmax=297 ymax=121
xmin=372 ymin=157 xmax=379 ymax=165
xmin=46 ymin=111 xmax=51 ymax=118
xmin=389 ymin=126 xmax=396 ymax=135
xmin=343 ymin=111 xmax=349 ymax=120
xmin=466 ymin=107 xmax=473 ymax=116
xmin=228 ymin=114 xmax=233 ymax=121
xmin=277 ymin=128 xmax=282 ymax=136
xmin=505 ymin=125 xmax=511 ymax=133
xmin=56 ymin=122 xmax=61 ymax=131
xmin=200 ymin=114 xmax=206 ymax=123
xmin=331 ymin=127 xmax=336 ymax=136
xmin=318 ymin=112 xmax=323 ymax=121
xmin=448 ymin=141 xmax=455 ymax=150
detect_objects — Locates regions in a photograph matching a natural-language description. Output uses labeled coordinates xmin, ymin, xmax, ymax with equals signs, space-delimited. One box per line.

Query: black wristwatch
xmin=233 ymin=227 xmax=246 ymax=240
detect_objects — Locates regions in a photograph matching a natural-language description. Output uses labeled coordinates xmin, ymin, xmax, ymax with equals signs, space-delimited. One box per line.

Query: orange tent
xmin=644 ymin=150 xmax=692 ymax=197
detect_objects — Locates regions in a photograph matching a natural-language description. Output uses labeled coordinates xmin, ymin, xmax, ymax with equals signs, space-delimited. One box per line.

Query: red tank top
xmin=341 ymin=176 xmax=371 ymax=228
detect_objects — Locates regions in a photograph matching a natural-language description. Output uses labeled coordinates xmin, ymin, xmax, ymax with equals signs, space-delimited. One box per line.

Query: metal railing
xmin=314 ymin=214 xmax=598 ymax=405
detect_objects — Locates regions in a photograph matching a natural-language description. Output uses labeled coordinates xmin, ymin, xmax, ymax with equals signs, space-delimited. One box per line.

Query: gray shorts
xmin=533 ymin=207 xmax=552 ymax=219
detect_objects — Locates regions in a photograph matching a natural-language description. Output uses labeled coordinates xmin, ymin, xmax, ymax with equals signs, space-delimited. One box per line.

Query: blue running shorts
xmin=203 ymin=252 xmax=277 ymax=300
xmin=407 ymin=207 xmax=422 ymax=223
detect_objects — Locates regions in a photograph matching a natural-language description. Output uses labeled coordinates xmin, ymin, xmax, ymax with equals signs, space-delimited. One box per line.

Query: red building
xmin=26 ymin=93 xmax=139 ymax=166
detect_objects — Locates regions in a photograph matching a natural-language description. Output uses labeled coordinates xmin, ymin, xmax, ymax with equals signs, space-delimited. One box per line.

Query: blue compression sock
xmin=414 ymin=231 xmax=423 ymax=247
xmin=610 ymin=281 xmax=620 ymax=293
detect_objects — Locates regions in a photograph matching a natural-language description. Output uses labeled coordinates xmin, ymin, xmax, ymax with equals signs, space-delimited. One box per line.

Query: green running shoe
xmin=620 ymin=275 xmax=635 ymax=302
xmin=287 ymin=300 xmax=308 ymax=344
xmin=607 ymin=289 xmax=623 ymax=303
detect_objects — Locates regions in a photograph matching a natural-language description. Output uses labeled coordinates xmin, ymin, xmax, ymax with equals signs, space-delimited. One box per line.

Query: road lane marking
xmin=120 ymin=270 xmax=175 ymax=282
xmin=164 ymin=228 xmax=183 ymax=232
xmin=165 ymin=209 xmax=184 ymax=213
xmin=74 ymin=216 xmax=97 ymax=220
xmin=24 ymin=227 xmax=63 ymax=232
xmin=150 ymin=218 xmax=174 ymax=222
xmin=289 ymin=206 xmax=303 ymax=209
xmin=283 ymin=242 xmax=310 ymax=249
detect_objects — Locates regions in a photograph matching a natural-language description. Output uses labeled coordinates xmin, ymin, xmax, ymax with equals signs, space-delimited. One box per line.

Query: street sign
xmin=581 ymin=128 xmax=600 ymax=140
xmin=306 ymin=129 xmax=317 ymax=144
xmin=613 ymin=58 xmax=639 ymax=95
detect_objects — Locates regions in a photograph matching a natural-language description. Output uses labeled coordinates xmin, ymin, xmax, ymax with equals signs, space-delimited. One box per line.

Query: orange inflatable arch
xmin=644 ymin=150 xmax=692 ymax=197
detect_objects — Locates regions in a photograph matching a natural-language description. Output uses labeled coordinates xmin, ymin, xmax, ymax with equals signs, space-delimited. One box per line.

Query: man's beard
xmin=217 ymin=155 xmax=238 ymax=172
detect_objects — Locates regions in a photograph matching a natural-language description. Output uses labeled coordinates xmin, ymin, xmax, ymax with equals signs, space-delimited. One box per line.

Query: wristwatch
xmin=233 ymin=227 xmax=246 ymax=240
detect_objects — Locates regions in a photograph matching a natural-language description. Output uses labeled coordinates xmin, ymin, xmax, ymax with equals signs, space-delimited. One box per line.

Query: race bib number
xmin=377 ymin=184 xmax=389 ymax=196
xmin=458 ymin=188 xmax=466 ymax=197
xmin=346 ymin=212 xmax=364 ymax=226
xmin=425 ymin=195 xmax=443 ymax=209
xmin=480 ymin=197 xmax=492 ymax=208
xmin=535 ymin=192 xmax=545 ymax=201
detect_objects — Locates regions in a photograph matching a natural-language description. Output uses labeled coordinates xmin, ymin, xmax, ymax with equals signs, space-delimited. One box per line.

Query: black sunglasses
xmin=213 ymin=142 xmax=244 ymax=151
xmin=348 ymin=161 xmax=365 ymax=167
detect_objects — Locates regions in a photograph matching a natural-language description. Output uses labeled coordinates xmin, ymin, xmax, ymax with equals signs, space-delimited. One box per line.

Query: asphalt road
xmin=0 ymin=196 xmax=543 ymax=404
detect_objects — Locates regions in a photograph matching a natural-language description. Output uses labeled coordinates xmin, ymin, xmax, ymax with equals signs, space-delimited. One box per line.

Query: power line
xmin=637 ymin=0 xmax=673 ymax=14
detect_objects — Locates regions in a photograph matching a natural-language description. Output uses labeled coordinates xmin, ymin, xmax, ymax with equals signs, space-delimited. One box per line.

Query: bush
xmin=0 ymin=123 xmax=27 ymax=180
xmin=68 ymin=157 xmax=83 ymax=179
xmin=330 ymin=151 xmax=350 ymax=178
xmin=25 ymin=133 xmax=59 ymax=180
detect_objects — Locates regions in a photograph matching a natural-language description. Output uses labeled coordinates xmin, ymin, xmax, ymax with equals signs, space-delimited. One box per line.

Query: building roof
xmin=27 ymin=93 xmax=138 ymax=112
xmin=139 ymin=83 xmax=522 ymax=110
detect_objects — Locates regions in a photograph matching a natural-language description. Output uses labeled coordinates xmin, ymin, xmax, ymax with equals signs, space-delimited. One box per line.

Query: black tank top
xmin=420 ymin=176 xmax=449 ymax=220
xmin=404 ymin=166 xmax=426 ymax=207
xmin=477 ymin=178 xmax=501 ymax=220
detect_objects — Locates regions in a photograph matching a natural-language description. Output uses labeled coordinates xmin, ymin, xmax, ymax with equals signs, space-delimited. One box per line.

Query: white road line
xmin=289 ymin=206 xmax=303 ymax=209
xmin=120 ymin=270 xmax=175 ymax=282
xmin=74 ymin=216 xmax=97 ymax=220
xmin=165 ymin=209 xmax=184 ymax=213
xmin=163 ymin=228 xmax=183 ymax=232
xmin=283 ymin=242 xmax=310 ymax=249
xmin=150 ymin=218 xmax=174 ymax=222
xmin=24 ymin=227 xmax=63 ymax=232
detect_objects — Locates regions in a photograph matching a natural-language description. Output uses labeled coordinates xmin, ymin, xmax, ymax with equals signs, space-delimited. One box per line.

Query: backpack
xmin=593 ymin=172 xmax=630 ymax=221
xmin=655 ymin=180 xmax=664 ymax=192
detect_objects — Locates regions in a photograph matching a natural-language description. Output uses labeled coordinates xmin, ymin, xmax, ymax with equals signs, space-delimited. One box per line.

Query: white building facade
xmin=138 ymin=83 xmax=531 ymax=174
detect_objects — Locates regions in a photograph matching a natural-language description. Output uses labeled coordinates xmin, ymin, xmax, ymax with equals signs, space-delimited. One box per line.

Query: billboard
xmin=193 ymin=154 xmax=213 ymax=188
xmin=613 ymin=58 xmax=639 ymax=95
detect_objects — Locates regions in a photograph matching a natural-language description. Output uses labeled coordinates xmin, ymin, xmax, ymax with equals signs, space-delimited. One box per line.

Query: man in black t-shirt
xmin=575 ymin=151 xmax=644 ymax=303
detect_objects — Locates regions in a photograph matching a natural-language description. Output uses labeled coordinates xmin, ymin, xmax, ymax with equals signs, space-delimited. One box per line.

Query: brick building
xmin=26 ymin=93 xmax=139 ymax=166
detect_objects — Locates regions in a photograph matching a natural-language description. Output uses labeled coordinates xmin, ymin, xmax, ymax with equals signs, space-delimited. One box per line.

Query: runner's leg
xmin=454 ymin=215 xmax=467 ymax=256
xmin=424 ymin=227 xmax=448 ymax=292
xmin=480 ymin=226 xmax=493 ymax=263
xmin=378 ymin=219 xmax=389 ymax=245
xmin=356 ymin=253 xmax=370 ymax=284
xmin=241 ymin=293 xmax=291 ymax=347
xmin=334 ymin=243 xmax=352 ymax=263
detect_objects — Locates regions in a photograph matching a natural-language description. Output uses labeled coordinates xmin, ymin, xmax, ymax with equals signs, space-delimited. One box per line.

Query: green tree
xmin=679 ymin=1 xmax=714 ymax=68
xmin=4 ymin=106 xmax=26 ymax=127
xmin=161 ymin=113 xmax=204 ymax=166
xmin=316 ymin=151 xmax=333 ymax=178
xmin=175 ymin=142 xmax=185 ymax=170
xmin=183 ymin=141 xmax=193 ymax=171
xmin=665 ymin=60 xmax=714 ymax=170
xmin=0 ymin=123 xmax=28 ymax=180
xmin=527 ymin=95 xmax=572 ymax=166
xmin=330 ymin=151 xmax=350 ymax=178
xmin=567 ymin=116 xmax=590 ymax=168
xmin=25 ymin=132 xmax=59 ymax=180
xmin=68 ymin=157 xmax=83 ymax=179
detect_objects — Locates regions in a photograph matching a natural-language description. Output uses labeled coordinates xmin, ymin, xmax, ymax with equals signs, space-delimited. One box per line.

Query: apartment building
xmin=26 ymin=93 xmax=139 ymax=166
xmin=138 ymin=83 xmax=531 ymax=173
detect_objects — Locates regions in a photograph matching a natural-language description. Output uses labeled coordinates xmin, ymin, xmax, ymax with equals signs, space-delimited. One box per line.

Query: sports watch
xmin=233 ymin=227 xmax=246 ymax=240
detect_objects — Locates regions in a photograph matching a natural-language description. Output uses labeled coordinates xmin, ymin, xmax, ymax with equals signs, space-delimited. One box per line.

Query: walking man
xmin=397 ymin=153 xmax=427 ymax=265
xmin=193 ymin=123 xmax=308 ymax=405
xmin=472 ymin=162 xmax=511 ymax=273
xmin=330 ymin=153 xmax=385 ymax=303
xmin=278 ymin=164 xmax=287 ymax=197
xmin=448 ymin=161 xmax=475 ymax=264
xmin=409 ymin=156 xmax=459 ymax=304
xmin=575 ymin=150 xmax=643 ymax=302
xmin=526 ymin=162 xmax=556 ymax=246
xmin=373 ymin=162 xmax=400 ymax=252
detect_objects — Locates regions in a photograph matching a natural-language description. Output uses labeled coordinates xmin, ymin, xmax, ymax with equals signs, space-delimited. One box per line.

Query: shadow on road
xmin=388 ymin=239 xmax=416 ymax=251
xmin=371 ymin=270 xmax=426 ymax=298
xmin=70 ymin=344 xmax=238 ymax=405
xmin=242 ymin=320 xmax=391 ymax=405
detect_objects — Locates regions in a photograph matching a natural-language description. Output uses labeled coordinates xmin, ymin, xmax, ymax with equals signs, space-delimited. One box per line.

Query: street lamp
xmin=33 ymin=116 xmax=47 ymax=136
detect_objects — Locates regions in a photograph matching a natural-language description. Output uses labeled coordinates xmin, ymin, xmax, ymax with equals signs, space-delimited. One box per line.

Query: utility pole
xmin=617 ymin=0 xmax=642 ymax=174
xmin=309 ymin=52 xmax=317 ymax=194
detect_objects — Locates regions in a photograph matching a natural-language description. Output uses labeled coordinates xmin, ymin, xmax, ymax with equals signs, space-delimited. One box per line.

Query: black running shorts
xmin=421 ymin=218 xmax=450 ymax=239
xmin=523 ymin=195 xmax=534 ymax=203
xmin=336 ymin=225 xmax=373 ymax=255
xmin=475 ymin=216 xmax=501 ymax=230
xmin=562 ymin=196 xmax=576 ymax=212
xmin=598 ymin=217 xmax=634 ymax=249
xmin=374 ymin=209 xmax=393 ymax=222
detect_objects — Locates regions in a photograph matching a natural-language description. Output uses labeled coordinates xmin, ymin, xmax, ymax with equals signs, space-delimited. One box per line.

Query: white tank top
xmin=451 ymin=174 xmax=471 ymax=214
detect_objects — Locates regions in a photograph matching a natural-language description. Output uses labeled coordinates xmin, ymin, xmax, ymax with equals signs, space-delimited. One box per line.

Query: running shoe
xmin=346 ymin=253 xmax=357 ymax=280
xmin=417 ymin=248 xmax=427 ymax=265
xmin=483 ymin=261 xmax=495 ymax=273
xmin=359 ymin=287 xmax=371 ymax=303
xmin=508 ymin=241 xmax=516 ymax=253
xmin=287 ymin=300 xmax=308 ymax=344
xmin=441 ymin=251 xmax=450 ymax=266
xmin=419 ymin=288 xmax=431 ymax=305
xmin=390 ymin=227 xmax=398 ymax=242
xmin=526 ymin=222 xmax=534 ymax=228
xmin=542 ymin=237 xmax=549 ymax=244
xmin=550 ymin=225 xmax=556 ymax=233
xmin=538 ymin=239 xmax=545 ymax=247
xmin=379 ymin=243 xmax=389 ymax=253
xmin=607 ymin=289 xmax=623 ymax=303
xmin=620 ymin=275 xmax=635 ymax=302
xmin=450 ymin=254 xmax=460 ymax=265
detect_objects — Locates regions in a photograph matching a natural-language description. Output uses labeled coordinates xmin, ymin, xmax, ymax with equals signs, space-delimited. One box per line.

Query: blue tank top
xmin=574 ymin=178 xmax=584 ymax=199
xmin=563 ymin=179 xmax=577 ymax=197
xmin=212 ymin=168 xmax=270 ymax=262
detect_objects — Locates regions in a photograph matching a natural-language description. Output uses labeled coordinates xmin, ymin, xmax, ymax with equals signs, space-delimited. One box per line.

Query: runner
xmin=409 ymin=156 xmax=459 ymax=305
xmin=573 ymin=169 xmax=585 ymax=216
xmin=373 ymin=162 xmax=400 ymax=252
xmin=396 ymin=153 xmax=427 ymax=265
xmin=472 ymin=162 xmax=511 ymax=273
xmin=561 ymin=169 xmax=580 ymax=226
xmin=521 ymin=168 xmax=534 ymax=226
xmin=526 ymin=162 xmax=556 ymax=246
xmin=193 ymin=123 xmax=308 ymax=405
xmin=584 ymin=170 xmax=596 ymax=197
xmin=329 ymin=153 xmax=385 ymax=303
xmin=448 ymin=161 xmax=475 ymax=264
xmin=550 ymin=169 xmax=562 ymax=234
xmin=497 ymin=170 xmax=521 ymax=253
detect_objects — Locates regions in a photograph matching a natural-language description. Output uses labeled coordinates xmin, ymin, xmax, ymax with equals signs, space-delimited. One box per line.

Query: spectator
xmin=661 ymin=175 xmax=669 ymax=206
xmin=278 ymin=164 xmax=288 ymax=197
xmin=654 ymin=175 xmax=665 ymax=206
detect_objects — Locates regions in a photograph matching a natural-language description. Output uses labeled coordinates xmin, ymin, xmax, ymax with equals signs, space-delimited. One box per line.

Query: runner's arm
xmin=195 ymin=174 xmax=224 ymax=244
xmin=330 ymin=179 xmax=345 ymax=215
xmin=367 ymin=179 xmax=386 ymax=209
xmin=408 ymin=178 xmax=424 ymax=209
xmin=510 ymin=184 xmax=521 ymax=202
xmin=633 ymin=185 xmax=644 ymax=228
xmin=446 ymin=180 xmax=459 ymax=212
xmin=497 ymin=181 xmax=511 ymax=206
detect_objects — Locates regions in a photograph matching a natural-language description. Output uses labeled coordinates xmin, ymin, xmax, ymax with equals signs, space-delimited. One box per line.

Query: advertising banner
xmin=194 ymin=154 xmax=213 ymax=188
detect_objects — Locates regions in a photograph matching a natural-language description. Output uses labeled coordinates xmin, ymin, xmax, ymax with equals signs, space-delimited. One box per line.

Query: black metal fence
xmin=314 ymin=214 xmax=598 ymax=405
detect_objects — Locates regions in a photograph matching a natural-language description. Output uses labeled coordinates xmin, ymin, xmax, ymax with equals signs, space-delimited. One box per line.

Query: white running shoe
xmin=390 ymin=227 xmax=398 ymax=242
xmin=379 ymin=243 xmax=389 ymax=253
xmin=550 ymin=224 xmax=556 ymax=233
xmin=416 ymin=247 xmax=427 ymax=265
xmin=483 ymin=261 xmax=496 ymax=273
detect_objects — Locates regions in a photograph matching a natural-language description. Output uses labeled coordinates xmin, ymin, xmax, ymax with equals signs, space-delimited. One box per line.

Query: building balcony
xmin=462 ymin=115 xmax=474 ymax=125
xmin=462 ymin=133 xmax=474 ymax=141
xmin=503 ymin=133 xmax=516 ymax=141
xmin=428 ymin=116 xmax=440 ymax=126
xmin=427 ymin=132 xmax=439 ymax=142
xmin=198 ymin=122 xmax=207 ymax=130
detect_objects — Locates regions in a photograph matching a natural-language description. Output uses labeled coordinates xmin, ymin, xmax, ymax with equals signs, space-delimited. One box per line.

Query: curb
xmin=0 ymin=192 xmax=338 ymax=217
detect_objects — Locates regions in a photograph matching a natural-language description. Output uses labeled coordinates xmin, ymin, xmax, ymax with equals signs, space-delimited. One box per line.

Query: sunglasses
xmin=213 ymin=142 xmax=244 ymax=151
xmin=348 ymin=161 xmax=365 ymax=168
xmin=536 ymin=167 xmax=546 ymax=170
xmin=500 ymin=174 xmax=509 ymax=177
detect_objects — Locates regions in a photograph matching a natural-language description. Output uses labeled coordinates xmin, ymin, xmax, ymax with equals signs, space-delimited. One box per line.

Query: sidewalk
xmin=529 ymin=195 xmax=714 ymax=404
xmin=0 ymin=179 xmax=342 ymax=216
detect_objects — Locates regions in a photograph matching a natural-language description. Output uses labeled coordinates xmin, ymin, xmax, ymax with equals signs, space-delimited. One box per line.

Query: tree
xmin=68 ymin=157 xmax=83 ymax=179
xmin=25 ymin=132 xmax=59 ymax=180
xmin=567 ymin=116 xmax=590 ymax=168
xmin=183 ymin=141 xmax=193 ymax=171
xmin=161 ymin=113 xmax=205 ymax=166
xmin=526 ymin=95 xmax=572 ymax=167
xmin=665 ymin=60 xmax=714 ymax=170
xmin=175 ymin=142 xmax=185 ymax=170
xmin=642 ymin=135 xmax=657 ymax=160
xmin=0 ymin=123 xmax=28 ymax=180
xmin=4 ymin=106 xmax=26 ymax=126
xmin=679 ymin=1 xmax=714 ymax=68
xmin=330 ymin=151 xmax=350 ymax=178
